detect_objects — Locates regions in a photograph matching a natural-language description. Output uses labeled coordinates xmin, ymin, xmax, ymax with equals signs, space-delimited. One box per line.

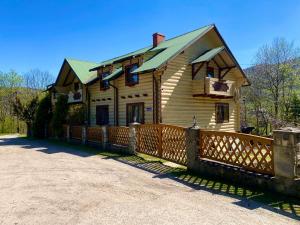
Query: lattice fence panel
xmin=199 ymin=130 xmax=274 ymax=175
xmin=162 ymin=125 xmax=187 ymax=165
xmin=70 ymin=126 xmax=82 ymax=140
xmin=138 ymin=125 xmax=161 ymax=157
xmin=108 ymin=126 xmax=129 ymax=146
xmin=87 ymin=127 xmax=103 ymax=143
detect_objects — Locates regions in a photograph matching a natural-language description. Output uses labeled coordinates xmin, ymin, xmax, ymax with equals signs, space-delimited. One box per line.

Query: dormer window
xmin=207 ymin=67 xmax=215 ymax=78
xmin=125 ymin=64 xmax=139 ymax=86
xmin=100 ymin=72 xmax=110 ymax=90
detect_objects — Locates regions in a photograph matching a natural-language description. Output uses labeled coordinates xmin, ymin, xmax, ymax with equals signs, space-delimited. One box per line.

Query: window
xmin=96 ymin=105 xmax=109 ymax=125
xmin=125 ymin=64 xmax=139 ymax=86
xmin=100 ymin=72 xmax=110 ymax=90
xmin=207 ymin=67 xmax=214 ymax=78
xmin=126 ymin=102 xmax=144 ymax=125
xmin=215 ymin=103 xmax=229 ymax=123
xmin=74 ymin=82 xmax=80 ymax=91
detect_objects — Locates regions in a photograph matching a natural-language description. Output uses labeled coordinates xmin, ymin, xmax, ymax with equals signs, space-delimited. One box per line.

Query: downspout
xmin=86 ymin=85 xmax=90 ymax=126
xmin=109 ymin=83 xmax=119 ymax=126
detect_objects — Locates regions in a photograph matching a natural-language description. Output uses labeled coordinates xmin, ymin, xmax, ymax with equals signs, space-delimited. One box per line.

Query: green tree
xmin=33 ymin=94 xmax=52 ymax=138
xmin=12 ymin=96 xmax=39 ymax=137
xmin=51 ymin=95 xmax=68 ymax=137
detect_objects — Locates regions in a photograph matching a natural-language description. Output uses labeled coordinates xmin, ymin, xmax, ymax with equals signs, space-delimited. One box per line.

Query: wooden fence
xmin=87 ymin=127 xmax=103 ymax=144
xmin=137 ymin=124 xmax=187 ymax=165
xmin=199 ymin=130 xmax=274 ymax=175
xmin=70 ymin=126 xmax=82 ymax=141
xmin=108 ymin=126 xmax=130 ymax=146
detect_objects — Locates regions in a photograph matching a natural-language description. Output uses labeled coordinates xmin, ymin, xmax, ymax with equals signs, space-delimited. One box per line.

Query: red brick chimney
xmin=153 ymin=32 xmax=165 ymax=47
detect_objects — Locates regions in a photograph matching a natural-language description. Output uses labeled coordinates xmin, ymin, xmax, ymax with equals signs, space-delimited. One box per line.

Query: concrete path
xmin=0 ymin=134 xmax=298 ymax=225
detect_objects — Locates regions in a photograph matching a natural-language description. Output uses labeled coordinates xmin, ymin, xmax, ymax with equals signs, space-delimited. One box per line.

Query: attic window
xmin=125 ymin=64 xmax=139 ymax=86
xmin=207 ymin=67 xmax=214 ymax=78
xmin=100 ymin=72 xmax=110 ymax=90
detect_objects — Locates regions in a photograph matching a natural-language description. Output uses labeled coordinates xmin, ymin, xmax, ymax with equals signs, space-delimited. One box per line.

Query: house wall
xmin=88 ymin=57 xmax=154 ymax=126
xmin=160 ymin=31 xmax=244 ymax=131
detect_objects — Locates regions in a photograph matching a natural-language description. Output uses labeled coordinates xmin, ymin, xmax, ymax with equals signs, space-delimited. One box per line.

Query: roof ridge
xmin=97 ymin=24 xmax=214 ymax=65
xmin=65 ymin=58 xmax=98 ymax=64
xmin=162 ymin=24 xmax=214 ymax=42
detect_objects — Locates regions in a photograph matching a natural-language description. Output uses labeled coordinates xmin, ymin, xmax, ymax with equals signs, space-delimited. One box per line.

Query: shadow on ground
xmin=1 ymin=135 xmax=299 ymax=221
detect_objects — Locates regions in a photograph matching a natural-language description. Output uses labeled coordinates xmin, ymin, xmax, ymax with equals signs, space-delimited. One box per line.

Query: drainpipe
xmin=109 ymin=83 xmax=119 ymax=126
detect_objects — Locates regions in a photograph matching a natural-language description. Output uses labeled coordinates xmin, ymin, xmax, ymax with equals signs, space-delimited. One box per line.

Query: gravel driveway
xmin=0 ymin=134 xmax=298 ymax=225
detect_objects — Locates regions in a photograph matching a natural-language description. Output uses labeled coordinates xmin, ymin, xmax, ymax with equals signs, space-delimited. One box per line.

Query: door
xmin=96 ymin=105 xmax=109 ymax=125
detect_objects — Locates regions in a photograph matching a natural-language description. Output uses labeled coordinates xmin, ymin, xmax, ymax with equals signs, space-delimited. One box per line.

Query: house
xmin=50 ymin=24 xmax=250 ymax=131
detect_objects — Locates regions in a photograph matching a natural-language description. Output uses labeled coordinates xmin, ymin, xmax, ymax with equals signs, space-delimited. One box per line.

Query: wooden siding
xmin=116 ymin=72 xmax=153 ymax=126
xmin=161 ymin=52 xmax=241 ymax=131
xmin=89 ymin=80 xmax=115 ymax=126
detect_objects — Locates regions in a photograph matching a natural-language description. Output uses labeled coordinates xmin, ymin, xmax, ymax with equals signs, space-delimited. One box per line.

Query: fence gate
xmin=137 ymin=124 xmax=187 ymax=165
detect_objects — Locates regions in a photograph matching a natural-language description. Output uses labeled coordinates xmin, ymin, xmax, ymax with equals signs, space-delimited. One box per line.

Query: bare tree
xmin=254 ymin=38 xmax=299 ymax=120
xmin=23 ymin=69 xmax=55 ymax=91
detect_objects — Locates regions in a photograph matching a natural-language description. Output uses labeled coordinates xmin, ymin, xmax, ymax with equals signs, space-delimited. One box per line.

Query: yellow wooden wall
xmin=161 ymin=30 xmax=244 ymax=131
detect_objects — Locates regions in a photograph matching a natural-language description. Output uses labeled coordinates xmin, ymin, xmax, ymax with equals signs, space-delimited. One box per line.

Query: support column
xmin=273 ymin=127 xmax=300 ymax=179
xmin=186 ymin=127 xmax=200 ymax=171
xmin=82 ymin=126 xmax=87 ymax=145
xmin=66 ymin=125 xmax=70 ymax=142
xmin=128 ymin=122 xmax=140 ymax=155
xmin=101 ymin=125 xmax=108 ymax=150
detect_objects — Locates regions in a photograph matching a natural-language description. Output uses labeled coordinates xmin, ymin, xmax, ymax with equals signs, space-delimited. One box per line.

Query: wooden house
xmin=50 ymin=24 xmax=249 ymax=131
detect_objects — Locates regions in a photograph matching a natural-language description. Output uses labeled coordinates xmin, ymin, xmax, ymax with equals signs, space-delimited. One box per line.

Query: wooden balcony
xmin=193 ymin=77 xmax=235 ymax=98
xmin=52 ymin=89 xmax=83 ymax=104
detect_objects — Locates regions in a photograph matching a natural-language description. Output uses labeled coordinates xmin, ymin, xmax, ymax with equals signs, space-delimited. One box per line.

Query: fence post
xmin=186 ymin=127 xmax=200 ymax=171
xmin=82 ymin=126 xmax=87 ymax=145
xmin=66 ymin=125 xmax=70 ymax=142
xmin=273 ymin=127 xmax=300 ymax=179
xmin=129 ymin=122 xmax=140 ymax=155
xmin=101 ymin=125 xmax=108 ymax=150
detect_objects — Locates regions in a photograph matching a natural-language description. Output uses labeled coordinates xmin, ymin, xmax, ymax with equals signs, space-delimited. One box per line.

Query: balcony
xmin=193 ymin=77 xmax=235 ymax=98
xmin=52 ymin=89 xmax=83 ymax=104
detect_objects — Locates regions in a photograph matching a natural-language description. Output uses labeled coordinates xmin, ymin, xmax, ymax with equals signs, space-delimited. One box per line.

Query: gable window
xmin=126 ymin=102 xmax=144 ymax=125
xmin=125 ymin=64 xmax=139 ymax=86
xmin=96 ymin=105 xmax=109 ymax=125
xmin=100 ymin=72 xmax=110 ymax=90
xmin=207 ymin=67 xmax=215 ymax=78
xmin=74 ymin=82 xmax=80 ymax=91
xmin=215 ymin=103 xmax=229 ymax=123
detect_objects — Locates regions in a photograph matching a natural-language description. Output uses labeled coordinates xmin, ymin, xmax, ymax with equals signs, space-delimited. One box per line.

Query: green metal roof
xmin=132 ymin=25 xmax=214 ymax=73
xmin=66 ymin=58 xmax=99 ymax=84
xmin=90 ymin=46 xmax=153 ymax=71
xmin=191 ymin=46 xmax=225 ymax=64
xmin=91 ymin=24 xmax=214 ymax=73
xmin=102 ymin=67 xmax=123 ymax=81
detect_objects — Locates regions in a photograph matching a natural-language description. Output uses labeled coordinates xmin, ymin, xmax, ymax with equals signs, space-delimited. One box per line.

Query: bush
xmin=33 ymin=94 xmax=52 ymax=138
xmin=51 ymin=95 xmax=68 ymax=137
xmin=67 ymin=104 xmax=86 ymax=125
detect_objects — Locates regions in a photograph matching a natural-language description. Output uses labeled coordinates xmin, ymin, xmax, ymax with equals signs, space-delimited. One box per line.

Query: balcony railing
xmin=204 ymin=77 xmax=234 ymax=97
xmin=52 ymin=89 xmax=83 ymax=104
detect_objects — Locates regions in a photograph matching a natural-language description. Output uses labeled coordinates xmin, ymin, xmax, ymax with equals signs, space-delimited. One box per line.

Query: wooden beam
xmin=221 ymin=67 xmax=235 ymax=79
xmin=192 ymin=62 xmax=205 ymax=79
xmin=62 ymin=68 xmax=72 ymax=86
xmin=217 ymin=53 xmax=229 ymax=68
xmin=192 ymin=93 xmax=233 ymax=99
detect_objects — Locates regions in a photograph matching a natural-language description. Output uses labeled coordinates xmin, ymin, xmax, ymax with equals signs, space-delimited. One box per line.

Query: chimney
xmin=153 ymin=32 xmax=165 ymax=47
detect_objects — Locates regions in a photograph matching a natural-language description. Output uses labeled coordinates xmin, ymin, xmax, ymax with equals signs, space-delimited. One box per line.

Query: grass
xmin=20 ymin=137 xmax=300 ymax=220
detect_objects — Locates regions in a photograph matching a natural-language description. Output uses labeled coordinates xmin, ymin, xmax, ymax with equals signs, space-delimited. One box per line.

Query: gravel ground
xmin=0 ymin=134 xmax=298 ymax=225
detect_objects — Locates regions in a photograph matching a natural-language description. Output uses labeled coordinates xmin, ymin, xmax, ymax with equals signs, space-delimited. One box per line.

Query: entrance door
xmin=96 ymin=105 xmax=109 ymax=125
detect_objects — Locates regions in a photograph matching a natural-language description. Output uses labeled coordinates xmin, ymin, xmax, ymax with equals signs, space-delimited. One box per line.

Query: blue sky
xmin=0 ymin=0 xmax=299 ymax=76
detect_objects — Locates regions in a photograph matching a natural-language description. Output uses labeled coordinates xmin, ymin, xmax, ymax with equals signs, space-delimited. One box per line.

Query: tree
xmin=51 ymin=95 xmax=68 ymax=137
xmin=33 ymin=94 xmax=52 ymax=138
xmin=13 ymin=96 xmax=39 ymax=137
xmin=254 ymin=38 xmax=299 ymax=121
